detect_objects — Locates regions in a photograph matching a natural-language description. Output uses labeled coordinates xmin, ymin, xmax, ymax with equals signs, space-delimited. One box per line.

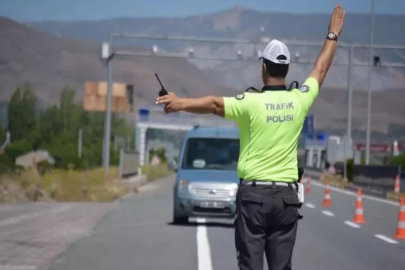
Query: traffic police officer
xmin=156 ymin=5 xmax=345 ymax=269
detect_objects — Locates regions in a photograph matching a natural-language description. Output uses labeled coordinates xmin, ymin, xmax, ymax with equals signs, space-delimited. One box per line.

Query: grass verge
xmin=0 ymin=166 xmax=125 ymax=203
xmin=141 ymin=163 xmax=173 ymax=181
xmin=0 ymin=163 xmax=174 ymax=203
xmin=387 ymin=192 xmax=405 ymax=202
xmin=320 ymin=174 xmax=349 ymax=189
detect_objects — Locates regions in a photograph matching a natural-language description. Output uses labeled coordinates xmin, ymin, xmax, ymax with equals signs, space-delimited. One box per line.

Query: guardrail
xmin=303 ymin=166 xmax=403 ymax=199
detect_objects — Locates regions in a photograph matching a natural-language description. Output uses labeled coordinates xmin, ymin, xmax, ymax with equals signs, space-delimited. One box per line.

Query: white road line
xmin=305 ymin=203 xmax=315 ymax=208
xmin=374 ymin=234 xmax=398 ymax=244
xmin=196 ymin=218 xmax=213 ymax=270
xmin=311 ymin=181 xmax=399 ymax=206
xmin=344 ymin=220 xmax=361 ymax=228
xmin=321 ymin=210 xmax=335 ymax=216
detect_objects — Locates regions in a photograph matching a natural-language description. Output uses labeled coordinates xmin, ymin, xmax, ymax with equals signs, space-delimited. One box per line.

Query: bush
xmin=36 ymin=160 xmax=53 ymax=176
xmin=389 ymin=155 xmax=405 ymax=167
xmin=346 ymin=159 xmax=354 ymax=182
xmin=149 ymin=147 xmax=167 ymax=163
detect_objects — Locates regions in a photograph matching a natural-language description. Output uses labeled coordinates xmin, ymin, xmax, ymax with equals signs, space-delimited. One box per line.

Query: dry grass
xmin=141 ymin=163 xmax=173 ymax=182
xmin=0 ymin=166 xmax=128 ymax=203
xmin=320 ymin=174 xmax=349 ymax=189
xmin=0 ymin=163 xmax=174 ymax=203
xmin=386 ymin=192 xmax=405 ymax=202
xmin=41 ymin=167 xmax=128 ymax=202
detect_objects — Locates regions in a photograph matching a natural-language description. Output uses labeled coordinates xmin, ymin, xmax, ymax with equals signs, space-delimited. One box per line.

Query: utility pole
xmin=365 ymin=0 xmax=375 ymax=165
xmin=78 ymin=128 xmax=83 ymax=158
xmin=101 ymin=39 xmax=115 ymax=174
xmin=344 ymin=45 xmax=354 ymax=181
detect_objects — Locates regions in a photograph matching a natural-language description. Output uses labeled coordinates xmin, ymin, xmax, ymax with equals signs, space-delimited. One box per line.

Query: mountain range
xmin=1 ymin=7 xmax=405 ymax=137
xmin=26 ymin=7 xmax=405 ymax=90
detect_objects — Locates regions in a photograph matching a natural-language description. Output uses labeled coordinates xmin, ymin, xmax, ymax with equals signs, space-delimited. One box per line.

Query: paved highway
xmin=1 ymin=175 xmax=404 ymax=270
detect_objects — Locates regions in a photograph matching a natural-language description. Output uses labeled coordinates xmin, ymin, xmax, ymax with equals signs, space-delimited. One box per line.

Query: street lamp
xmin=101 ymin=41 xmax=115 ymax=174
xmin=152 ymin=45 xmax=158 ymax=55
xmin=237 ymin=49 xmax=242 ymax=60
xmin=188 ymin=47 xmax=194 ymax=58
xmin=295 ymin=52 xmax=300 ymax=63
xmin=365 ymin=0 xmax=375 ymax=165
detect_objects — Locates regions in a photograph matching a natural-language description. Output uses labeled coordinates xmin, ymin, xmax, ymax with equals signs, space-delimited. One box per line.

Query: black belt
xmin=239 ymin=179 xmax=298 ymax=191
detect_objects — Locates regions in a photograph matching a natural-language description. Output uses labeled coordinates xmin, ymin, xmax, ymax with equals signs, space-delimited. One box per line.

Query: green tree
xmin=8 ymin=85 xmax=38 ymax=142
xmin=2 ymin=85 xmax=135 ymax=172
xmin=0 ymin=125 xmax=5 ymax=143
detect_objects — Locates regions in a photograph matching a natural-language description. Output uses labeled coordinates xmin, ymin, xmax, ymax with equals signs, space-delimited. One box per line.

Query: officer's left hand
xmin=156 ymin=92 xmax=184 ymax=114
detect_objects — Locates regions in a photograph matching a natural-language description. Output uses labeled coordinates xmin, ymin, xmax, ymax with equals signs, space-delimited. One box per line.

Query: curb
xmin=114 ymin=174 xmax=149 ymax=202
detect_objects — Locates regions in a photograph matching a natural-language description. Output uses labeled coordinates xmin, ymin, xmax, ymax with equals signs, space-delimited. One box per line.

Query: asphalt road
xmin=1 ymin=175 xmax=405 ymax=270
xmin=0 ymin=201 xmax=116 ymax=270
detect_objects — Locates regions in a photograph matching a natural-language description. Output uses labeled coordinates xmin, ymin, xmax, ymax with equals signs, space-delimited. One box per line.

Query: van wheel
xmin=173 ymin=217 xmax=188 ymax=224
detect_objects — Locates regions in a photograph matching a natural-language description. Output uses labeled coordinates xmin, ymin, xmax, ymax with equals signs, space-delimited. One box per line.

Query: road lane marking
xmin=344 ymin=221 xmax=361 ymax=228
xmin=311 ymin=181 xmax=399 ymax=206
xmin=305 ymin=203 xmax=315 ymax=208
xmin=321 ymin=210 xmax=334 ymax=216
xmin=196 ymin=218 xmax=213 ymax=270
xmin=374 ymin=234 xmax=398 ymax=244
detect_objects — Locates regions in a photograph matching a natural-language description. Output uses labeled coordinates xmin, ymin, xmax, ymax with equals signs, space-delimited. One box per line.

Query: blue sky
xmin=1 ymin=0 xmax=404 ymax=22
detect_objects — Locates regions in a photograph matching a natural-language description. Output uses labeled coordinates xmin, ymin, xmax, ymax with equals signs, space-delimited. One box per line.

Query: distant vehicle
xmin=173 ymin=126 xmax=239 ymax=224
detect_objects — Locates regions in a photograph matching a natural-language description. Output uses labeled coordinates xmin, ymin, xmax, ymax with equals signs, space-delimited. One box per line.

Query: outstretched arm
xmin=156 ymin=93 xmax=225 ymax=117
xmin=309 ymin=4 xmax=345 ymax=87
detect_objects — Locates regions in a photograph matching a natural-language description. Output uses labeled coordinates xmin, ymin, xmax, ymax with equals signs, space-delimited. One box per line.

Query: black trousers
xmin=234 ymin=183 xmax=300 ymax=270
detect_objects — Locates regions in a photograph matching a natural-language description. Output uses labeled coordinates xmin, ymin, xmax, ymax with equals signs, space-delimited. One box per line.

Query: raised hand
xmin=329 ymin=4 xmax=345 ymax=36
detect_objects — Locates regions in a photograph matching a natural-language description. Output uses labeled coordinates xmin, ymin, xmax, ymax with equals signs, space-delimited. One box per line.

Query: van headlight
xmin=229 ymin=183 xmax=238 ymax=197
xmin=178 ymin=180 xmax=190 ymax=194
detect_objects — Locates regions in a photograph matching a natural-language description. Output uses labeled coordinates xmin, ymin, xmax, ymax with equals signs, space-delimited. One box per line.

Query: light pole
xmin=365 ymin=0 xmax=375 ymax=165
xmin=344 ymin=45 xmax=354 ymax=181
xmin=101 ymin=39 xmax=115 ymax=174
xmin=78 ymin=128 xmax=83 ymax=158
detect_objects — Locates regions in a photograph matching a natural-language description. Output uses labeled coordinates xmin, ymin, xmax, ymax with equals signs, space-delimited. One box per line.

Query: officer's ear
xmin=262 ymin=61 xmax=267 ymax=84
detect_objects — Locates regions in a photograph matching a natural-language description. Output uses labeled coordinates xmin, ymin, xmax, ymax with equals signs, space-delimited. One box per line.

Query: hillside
xmin=28 ymin=7 xmax=405 ymax=45
xmin=0 ymin=16 xmax=232 ymax=106
xmin=27 ymin=7 xmax=405 ymax=91
xmin=0 ymin=15 xmax=405 ymax=135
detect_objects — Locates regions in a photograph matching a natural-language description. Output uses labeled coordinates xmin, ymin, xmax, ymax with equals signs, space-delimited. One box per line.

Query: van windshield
xmin=181 ymin=138 xmax=239 ymax=170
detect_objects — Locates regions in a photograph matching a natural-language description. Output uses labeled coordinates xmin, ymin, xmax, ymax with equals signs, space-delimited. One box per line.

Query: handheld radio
xmin=155 ymin=73 xmax=168 ymax=97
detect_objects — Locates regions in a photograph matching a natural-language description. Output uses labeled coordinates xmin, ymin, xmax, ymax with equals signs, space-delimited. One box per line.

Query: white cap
xmin=259 ymin=39 xmax=290 ymax=64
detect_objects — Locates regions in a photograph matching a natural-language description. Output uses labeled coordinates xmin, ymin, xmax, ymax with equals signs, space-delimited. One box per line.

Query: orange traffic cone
xmin=394 ymin=175 xmax=400 ymax=194
xmin=305 ymin=175 xmax=312 ymax=194
xmin=353 ymin=188 xmax=366 ymax=223
xmin=394 ymin=196 xmax=405 ymax=239
xmin=323 ymin=181 xmax=332 ymax=207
